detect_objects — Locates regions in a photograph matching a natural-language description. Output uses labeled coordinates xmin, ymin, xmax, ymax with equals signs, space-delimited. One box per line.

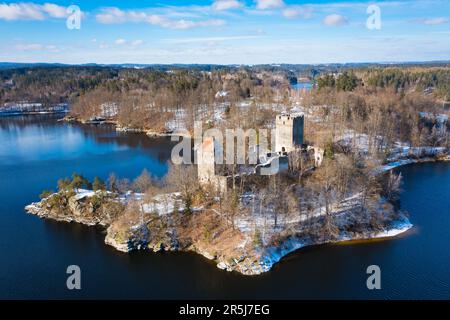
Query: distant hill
xmin=0 ymin=61 xmax=449 ymax=71
xmin=0 ymin=62 xmax=69 ymax=69
xmin=0 ymin=62 xmax=231 ymax=71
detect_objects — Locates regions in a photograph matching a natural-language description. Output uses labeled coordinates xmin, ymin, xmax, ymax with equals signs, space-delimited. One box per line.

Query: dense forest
xmin=1 ymin=64 xmax=449 ymax=150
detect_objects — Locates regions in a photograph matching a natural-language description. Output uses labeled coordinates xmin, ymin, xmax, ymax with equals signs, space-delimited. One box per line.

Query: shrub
xmin=92 ymin=177 xmax=106 ymax=191
xmin=253 ymin=229 xmax=263 ymax=247
xmin=39 ymin=190 xmax=54 ymax=200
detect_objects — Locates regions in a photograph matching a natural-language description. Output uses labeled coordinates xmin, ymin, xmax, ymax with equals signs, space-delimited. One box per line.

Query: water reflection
xmin=0 ymin=114 xmax=176 ymax=178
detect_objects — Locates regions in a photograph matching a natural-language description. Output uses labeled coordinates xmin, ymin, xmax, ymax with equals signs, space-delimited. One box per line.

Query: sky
xmin=0 ymin=0 xmax=449 ymax=64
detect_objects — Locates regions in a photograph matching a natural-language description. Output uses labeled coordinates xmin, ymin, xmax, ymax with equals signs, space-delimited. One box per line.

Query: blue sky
xmin=0 ymin=0 xmax=449 ymax=64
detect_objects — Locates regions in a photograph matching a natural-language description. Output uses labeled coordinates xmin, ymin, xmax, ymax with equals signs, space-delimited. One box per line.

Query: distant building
xmin=275 ymin=113 xmax=304 ymax=153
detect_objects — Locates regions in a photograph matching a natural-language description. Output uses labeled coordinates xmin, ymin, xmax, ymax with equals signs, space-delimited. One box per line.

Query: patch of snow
xmin=141 ymin=192 xmax=183 ymax=216
xmin=215 ymin=91 xmax=229 ymax=99
xmin=258 ymin=237 xmax=306 ymax=273
xmin=419 ymin=112 xmax=448 ymax=125
xmin=336 ymin=130 xmax=386 ymax=155
xmin=255 ymin=217 xmax=413 ymax=275
xmin=74 ymin=189 xmax=96 ymax=200
xmin=387 ymin=145 xmax=447 ymax=162
xmin=101 ymin=102 xmax=118 ymax=118
xmin=217 ymin=262 xmax=228 ymax=270
xmin=373 ymin=222 xmax=412 ymax=239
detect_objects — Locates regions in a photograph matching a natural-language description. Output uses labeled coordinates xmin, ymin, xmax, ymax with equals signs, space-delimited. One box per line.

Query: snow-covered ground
xmin=419 ymin=112 xmax=448 ymax=126
xmin=256 ymin=217 xmax=413 ymax=275
xmin=336 ymin=130 xmax=448 ymax=165
xmin=100 ymin=103 xmax=118 ymax=118
xmin=336 ymin=130 xmax=387 ymax=155
xmin=74 ymin=189 xmax=97 ymax=200
xmin=235 ymin=192 xmax=362 ymax=236
xmin=141 ymin=192 xmax=184 ymax=215
xmin=387 ymin=143 xmax=447 ymax=162
xmin=119 ymin=191 xmax=203 ymax=216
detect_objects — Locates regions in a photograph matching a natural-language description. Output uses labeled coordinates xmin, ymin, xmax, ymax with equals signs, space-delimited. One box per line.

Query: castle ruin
xmin=275 ymin=113 xmax=304 ymax=153
xmin=196 ymin=113 xmax=309 ymax=192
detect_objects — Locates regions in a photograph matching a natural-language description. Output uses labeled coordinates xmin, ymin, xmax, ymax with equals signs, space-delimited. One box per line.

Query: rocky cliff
xmin=26 ymin=189 xmax=413 ymax=276
xmin=26 ymin=190 xmax=124 ymax=227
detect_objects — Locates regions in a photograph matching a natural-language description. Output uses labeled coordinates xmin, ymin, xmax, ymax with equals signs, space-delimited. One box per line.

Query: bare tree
xmin=383 ymin=171 xmax=403 ymax=202
xmin=132 ymin=169 xmax=153 ymax=193
xmin=164 ymin=163 xmax=198 ymax=214
xmin=306 ymin=159 xmax=340 ymax=240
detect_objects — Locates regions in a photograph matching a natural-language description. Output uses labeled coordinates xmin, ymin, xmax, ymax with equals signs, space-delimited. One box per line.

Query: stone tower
xmin=275 ymin=114 xmax=304 ymax=153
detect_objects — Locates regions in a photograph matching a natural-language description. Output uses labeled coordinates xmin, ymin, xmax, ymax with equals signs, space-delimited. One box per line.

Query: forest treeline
xmin=1 ymin=65 xmax=448 ymax=146
xmin=302 ymin=68 xmax=450 ymax=153
xmin=317 ymin=67 xmax=450 ymax=100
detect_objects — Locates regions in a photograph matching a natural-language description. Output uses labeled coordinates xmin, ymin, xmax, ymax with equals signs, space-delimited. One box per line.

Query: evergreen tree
xmin=92 ymin=177 xmax=106 ymax=192
xmin=71 ymin=173 xmax=91 ymax=190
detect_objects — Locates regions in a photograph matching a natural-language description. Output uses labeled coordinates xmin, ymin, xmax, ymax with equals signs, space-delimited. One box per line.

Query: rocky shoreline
xmin=63 ymin=116 xmax=188 ymax=138
xmin=26 ymin=194 xmax=413 ymax=275
xmin=378 ymin=155 xmax=450 ymax=172
xmin=25 ymin=188 xmax=415 ymax=276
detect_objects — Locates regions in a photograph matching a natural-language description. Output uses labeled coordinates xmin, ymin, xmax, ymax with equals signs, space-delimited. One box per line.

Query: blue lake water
xmin=291 ymin=82 xmax=313 ymax=91
xmin=0 ymin=115 xmax=449 ymax=299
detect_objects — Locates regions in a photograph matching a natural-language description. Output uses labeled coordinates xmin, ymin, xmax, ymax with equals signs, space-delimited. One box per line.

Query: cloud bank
xmin=96 ymin=7 xmax=226 ymax=29
xmin=0 ymin=2 xmax=69 ymax=21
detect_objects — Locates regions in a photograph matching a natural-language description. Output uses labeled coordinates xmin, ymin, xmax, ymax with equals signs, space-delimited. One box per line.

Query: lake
xmin=291 ymin=82 xmax=313 ymax=91
xmin=0 ymin=115 xmax=449 ymax=299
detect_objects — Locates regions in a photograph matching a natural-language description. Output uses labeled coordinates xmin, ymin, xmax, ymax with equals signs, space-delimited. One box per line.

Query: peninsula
xmin=19 ymin=65 xmax=450 ymax=275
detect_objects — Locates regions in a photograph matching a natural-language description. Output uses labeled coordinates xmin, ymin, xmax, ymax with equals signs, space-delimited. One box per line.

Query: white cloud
xmin=15 ymin=43 xmax=60 ymax=52
xmin=131 ymin=39 xmax=144 ymax=46
xmin=417 ymin=17 xmax=448 ymax=25
xmin=112 ymin=39 xmax=144 ymax=46
xmin=0 ymin=2 xmax=68 ymax=21
xmin=212 ymin=0 xmax=244 ymax=11
xmin=256 ymin=0 xmax=285 ymax=10
xmin=15 ymin=43 xmax=43 ymax=50
xmin=164 ymin=35 xmax=264 ymax=44
xmin=256 ymin=28 xmax=266 ymax=35
xmin=42 ymin=3 xmax=67 ymax=18
xmin=96 ymin=8 xmax=125 ymax=24
xmin=282 ymin=6 xmax=313 ymax=19
xmin=96 ymin=7 xmax=225 ymax=29
xmin=323 ymin=14 xmax=348 ymax=26
xmin=163 ymin=19 xmax=225 ymax=29
xmin=45 ymin=44 xmax=60 ymax=52
xmin=0 ymin=3 xmax=44 ymax=20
